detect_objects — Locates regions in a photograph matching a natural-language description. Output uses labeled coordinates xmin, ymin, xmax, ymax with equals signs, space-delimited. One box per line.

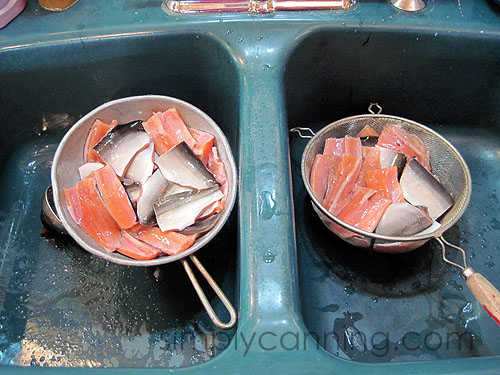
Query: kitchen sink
xmin=0 ymin=0 xmax=500 ymax=373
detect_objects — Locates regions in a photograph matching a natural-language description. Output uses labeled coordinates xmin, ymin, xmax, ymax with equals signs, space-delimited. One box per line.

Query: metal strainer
xmin=291 ymin=103 xmax=500 ymax=325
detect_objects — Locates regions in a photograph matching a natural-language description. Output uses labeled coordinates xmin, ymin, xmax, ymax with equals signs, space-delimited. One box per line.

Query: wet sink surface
xmin=1 ymin=0 xmax=500 ymax=373
xmin=0 ymin=34 xmax=239 ymax=367
xmin=286 ymin=30 xmax=500 ymax=362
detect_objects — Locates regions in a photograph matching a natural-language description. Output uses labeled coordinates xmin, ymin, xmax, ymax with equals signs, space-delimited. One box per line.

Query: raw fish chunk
xmin=142 ymin=113 xmax=172 ymax=155
xmin=84 ymin=119 xmax=117 ymax=163
xmin=375 ymin=202 xmax=433 ymax=236
xmin=344 ymin=136 xmax=363 ymax=159
xmin=156 ymin=142 xmax=218 ymax=190
xmin=323 ymin=138 xmax=344 ymax=156
xmin=310 ymin=154 xmax=340 ymax=202
xmin=93 ymin=164 xmax=137 ymax=229
xmin=356 ymin=147 xmax=381 ymax=187
xmin=94 ymin=120 xmax=151 ymax=177
xmin=323 ymin=154 xmax=362 ymax=216
xmin=154 ymin=186 xmax=224 ymax=232
xmin=125 ymin=142 xmax=154 ymax=184
xmin=357 ymin=125 xmax=379 ymax=138
xmin=127 ymin=225 xmax=197 ymax=255
xmin=208 ymin=146 xmax=228 ymax=198
xmin=366 ymin=166 xmax=405 ymax=204
xmin=64 ymin=177 xmax=121 ymax=252
xmin=78 ymin=162 xmax=104 ymax=180
xmin=117 ymin=231 xmax=162 ymax=260
xmin=157 ymin=108 xmax=197 ymax=150
xmin=377 ymin=124 xmax=431 ymax=171
xmin=338 ymin=190 xmax=391 ymax=233
xmin=190 ymin=128 xmax=215 ymax=166
xmin=400 ymin=158 xmax=454 ymax=220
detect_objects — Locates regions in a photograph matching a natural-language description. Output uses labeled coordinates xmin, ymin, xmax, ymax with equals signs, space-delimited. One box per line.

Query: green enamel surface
xmin=1 ymin=0 xmax=500 ymax=373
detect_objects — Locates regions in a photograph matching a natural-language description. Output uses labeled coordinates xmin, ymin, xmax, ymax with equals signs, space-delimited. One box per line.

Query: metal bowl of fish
xmin=51 ymin=95 xmax=237 ymax=267
xmin=295 ymin=110 xmax=472 ymax=253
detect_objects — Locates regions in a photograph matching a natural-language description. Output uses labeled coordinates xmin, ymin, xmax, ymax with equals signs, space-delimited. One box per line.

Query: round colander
xmin=291 ymin=104 xmax=500 ymax=325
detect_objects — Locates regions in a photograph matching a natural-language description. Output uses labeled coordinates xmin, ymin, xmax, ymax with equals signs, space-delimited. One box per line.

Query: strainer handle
xmin=181 ymin=255 xmax=237 ymax=329
xmin=463 ymin=268 xmax=500 ymax=326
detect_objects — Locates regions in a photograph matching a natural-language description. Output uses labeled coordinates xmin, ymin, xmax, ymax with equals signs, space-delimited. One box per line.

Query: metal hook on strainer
xmin=291 ymin=104 xmax=500 ymax=325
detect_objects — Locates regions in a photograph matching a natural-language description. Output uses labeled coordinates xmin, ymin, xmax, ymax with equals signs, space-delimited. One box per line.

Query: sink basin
xmin=285 ymin=29 xmax=500 ymax=362
xmin=0 ymin=33 xmax=239 ymax=368
xmin=1 ymin=0 xmax=500 ymax=373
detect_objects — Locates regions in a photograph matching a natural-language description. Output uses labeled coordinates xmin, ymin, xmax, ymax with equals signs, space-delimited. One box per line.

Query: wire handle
xmin=181 ymin=255 xmax=237 ymax=329
xmin=436 ymin=235 xmax=500 ymax=326
xmin=368 ymin=102 xmax=382 ymax=114
xmin=290 ymin=127 xmax=315 ymax=139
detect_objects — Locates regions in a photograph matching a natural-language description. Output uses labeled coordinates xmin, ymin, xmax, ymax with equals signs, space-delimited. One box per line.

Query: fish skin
xmin=84 ymin=119 xmax=117 ymax=163
xmin=94 ymin=120 xmax=151 ymax=177
xmin=155 ymin=141 xmax=218 ymax=190
xmin=154 ymin=186 xmax=224 ymax=232
xmin=125 ymin=142 xmax=154 ymax=185
xmin=136 ymin=169 xmax=170 ymax=225
xmin=375 ymin=202 xmax=433 ymax=236
xmin=78 ymin=162 xmax=104 ymax=180
xmin=400 ymin=158 xmax=455 ymax=220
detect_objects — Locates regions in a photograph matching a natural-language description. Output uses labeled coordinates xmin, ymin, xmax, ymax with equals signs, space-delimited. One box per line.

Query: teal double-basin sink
xmin=1 ymin=0 xmax=500 ymax=373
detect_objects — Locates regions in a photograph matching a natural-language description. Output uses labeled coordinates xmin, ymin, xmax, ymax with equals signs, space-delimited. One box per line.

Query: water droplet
xmin=257 ymin=36 xmax=264 ymax=41
xmin=344 ymin=285 xmax=356 ymax=296
xmin=371 ymin=297 xmax=378 ymax=303
xmin=258 ymin=191 xmax=276 ymax=220
xmin=263 ymin=250 xmax=275 ymax=263
xmin=261 ymin=64 xmax=271 ymax=71
xmin=238 ymin=37 xmax=244 ymax=43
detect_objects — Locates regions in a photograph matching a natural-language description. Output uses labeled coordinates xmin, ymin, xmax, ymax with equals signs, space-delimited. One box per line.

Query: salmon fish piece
xmin=338 ymin=189 xmax=391 ymax=233
xmin=84 ymin=119 xmax=117 ymax=163
xmin=190 ymin=128 xmax=215 ymax=166
xmin=93 ymin=164 xmax=137 ymax=229
xmin=117 ymin=231 xmax=162 ymax=260
xmin=310 ymin=154 xmax=340 ymax=203
xmin=127 ymin=225 xmax=197 ymax=256
xmin=357 ymin=125 xmax=379 ymax=138
xmin=142 ymin=112 xmax=172 ymax=155
xmin=377 ymin=124 xmax=431 ymax=171
xmin=323 ymin=138 xmax=345 ymax=156
xmin=356 ymin=147 xmax=381 ymax=187
xmin=157 ymin=108 xmax=197 ymax=151
xmin=344 ymin=136 xmax=363 ymax=159
xmin=323 ymin=154 xmax=362 ymax=216
xmin=366 ymin=166 xmax=405 ymax=203
xmin=64 ymin=177 xmax=121 ymax=252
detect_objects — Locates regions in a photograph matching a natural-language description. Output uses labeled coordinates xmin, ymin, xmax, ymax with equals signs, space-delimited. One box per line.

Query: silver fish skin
xmin=78 ymin=162 xmax=104 ymax=180
xmin=154 ymin=186 xmax=223 ymax=232
xmin=94 ymin=120 xmax=150 ymax=177
xmin=375 ymin=202 xmax=433 ymax=236
xmin=180 ymin=213 xmax=220 ymax=235
xmin=136 ymin=169 xmax=169 ymax=225
xmin=376 ymin=146 xmax=407 ymax=177
xmin=155 ymin=141 xmax=218 ymax=189
xmin=125 ymin=142 xmax=154 ymax=185
xmin=400 ymin=158 xmax=454 ymax=220
xmin=121 ymin=178 xmax=142 ymax=206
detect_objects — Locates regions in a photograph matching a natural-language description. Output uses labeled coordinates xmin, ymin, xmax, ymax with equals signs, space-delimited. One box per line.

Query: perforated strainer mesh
xmin=301 ymin=114 xmax=472 ymax=252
